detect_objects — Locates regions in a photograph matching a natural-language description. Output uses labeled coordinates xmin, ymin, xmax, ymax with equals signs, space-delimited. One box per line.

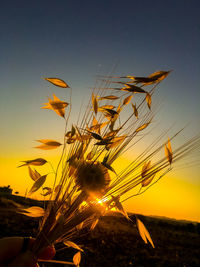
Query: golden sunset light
xmin=0 ymin=1 xmax=199 ymax=266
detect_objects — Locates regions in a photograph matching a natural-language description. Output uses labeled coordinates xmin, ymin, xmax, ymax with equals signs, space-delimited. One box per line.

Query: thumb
xmin=7 ymin=250 xmax=38 ymax=267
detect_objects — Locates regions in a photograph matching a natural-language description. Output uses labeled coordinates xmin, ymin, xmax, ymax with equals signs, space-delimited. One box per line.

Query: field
xmin=0 ymin=194 xmax=199 ymax=267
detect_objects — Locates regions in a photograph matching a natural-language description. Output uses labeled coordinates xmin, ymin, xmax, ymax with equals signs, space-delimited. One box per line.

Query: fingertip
xmin=28 ymin=238 xmax=56 ymax=260
xmin=38 ymin=246 xmax=56 ymax=260
xmin=7 ymin=250 xmax=37 ymax=267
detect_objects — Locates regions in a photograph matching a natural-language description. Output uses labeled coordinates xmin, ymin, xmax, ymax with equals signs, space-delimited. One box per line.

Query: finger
xmin=38 ymin=246 xmax=56 ymax=260
xmin=6 ymin=250 xmax=37 ymax=267
xmin=0 ymin=237 xmax=24 ymax=263
xmin=28 ymin=238 xmax=56 ymax=260
xmin=0 ymin=236 xmax=55 ymax=265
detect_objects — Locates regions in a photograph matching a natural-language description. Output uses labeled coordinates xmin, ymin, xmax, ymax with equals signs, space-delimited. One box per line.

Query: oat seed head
xmin=75 ymin=161 xmax=110 ymax=196
xmin=18 ymin=71 xmax=200 ymax=260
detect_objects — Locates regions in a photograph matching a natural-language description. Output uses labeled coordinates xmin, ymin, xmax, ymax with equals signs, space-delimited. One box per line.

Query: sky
xmin=0 ymin=0 xmax=200 ymax=221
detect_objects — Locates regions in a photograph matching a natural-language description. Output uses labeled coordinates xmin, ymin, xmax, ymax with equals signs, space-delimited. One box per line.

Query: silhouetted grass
xmin=1 ymin=195 xmax=199 ymax=266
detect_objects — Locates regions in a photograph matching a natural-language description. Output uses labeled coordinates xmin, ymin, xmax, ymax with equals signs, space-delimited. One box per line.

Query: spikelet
xmin=18 ymin=71 xmax=200 ymax=265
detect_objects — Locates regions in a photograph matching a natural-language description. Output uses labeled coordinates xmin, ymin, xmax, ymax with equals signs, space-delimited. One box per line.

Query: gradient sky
xmin=0 ymin=0 xmax=200 ymax=221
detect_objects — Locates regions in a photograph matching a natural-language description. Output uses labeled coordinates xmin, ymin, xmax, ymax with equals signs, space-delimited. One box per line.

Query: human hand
xmin=0 ymin=237 xmax=55 ymax=267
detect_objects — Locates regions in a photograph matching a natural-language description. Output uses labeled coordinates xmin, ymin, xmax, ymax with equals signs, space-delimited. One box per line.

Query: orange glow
xmin=113 ymin=156 xmax=200 ymax=222
xmin=110 ymin=207 xmax=118 ymax=212
xmin=79 ymin=201 xmax=87 ymax=208
xmin=1 ymin=151 xmax=199 ymax=222
xmin=96 ymin=198 xmax=104 ymax=206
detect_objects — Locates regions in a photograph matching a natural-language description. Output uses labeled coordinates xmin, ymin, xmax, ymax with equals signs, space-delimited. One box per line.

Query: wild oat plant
xmin=18 ymin=71 xmax=199 ymax=265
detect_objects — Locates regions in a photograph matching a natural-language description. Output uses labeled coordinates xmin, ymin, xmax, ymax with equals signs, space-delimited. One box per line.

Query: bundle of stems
xmin=19 ymin=71 xmax=200 ymax=264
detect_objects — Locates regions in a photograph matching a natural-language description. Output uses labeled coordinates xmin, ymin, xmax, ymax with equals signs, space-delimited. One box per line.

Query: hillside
xmin=0 ymin=194 xmax=199 ymax=266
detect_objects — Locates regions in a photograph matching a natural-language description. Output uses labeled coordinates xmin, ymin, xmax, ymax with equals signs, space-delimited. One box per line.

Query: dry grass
xmin=1 ymin=196 xmax=199 ymax=266
xmin=15 ymin=70 xmax=200 ymax=265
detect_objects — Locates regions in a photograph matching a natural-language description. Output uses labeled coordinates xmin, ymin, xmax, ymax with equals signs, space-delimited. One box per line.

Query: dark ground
xmin=0 ymin=194 xmax=199 ymax=267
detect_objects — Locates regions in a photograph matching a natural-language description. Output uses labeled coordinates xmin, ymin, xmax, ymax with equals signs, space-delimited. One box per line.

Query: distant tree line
xmin=0 ymin=185 xmax=13 ymax=194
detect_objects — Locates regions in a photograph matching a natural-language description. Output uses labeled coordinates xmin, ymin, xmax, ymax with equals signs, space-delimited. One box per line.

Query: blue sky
xmin=1 ymin=0 xmax=199 ymax=153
